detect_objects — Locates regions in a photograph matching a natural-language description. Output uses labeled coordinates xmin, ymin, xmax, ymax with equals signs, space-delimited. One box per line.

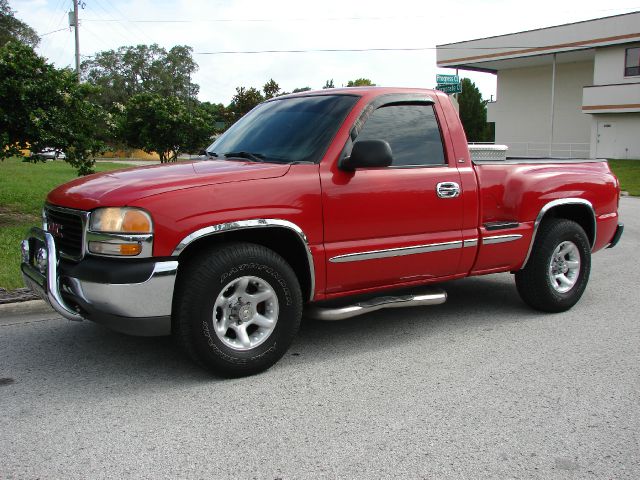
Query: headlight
xmin=88 ymin=207 xmax=153 ymax=257
xmin=90 ymin=207 xmax=152 ymax=233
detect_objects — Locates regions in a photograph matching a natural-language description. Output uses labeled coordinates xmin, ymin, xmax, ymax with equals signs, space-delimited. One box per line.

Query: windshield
xmin=207 ymin=94 xmax=359 ymax=163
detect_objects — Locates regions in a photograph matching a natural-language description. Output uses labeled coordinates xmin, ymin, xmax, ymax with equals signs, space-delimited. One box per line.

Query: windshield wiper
xmin=223 ymin=151 xmax=266 ymax=162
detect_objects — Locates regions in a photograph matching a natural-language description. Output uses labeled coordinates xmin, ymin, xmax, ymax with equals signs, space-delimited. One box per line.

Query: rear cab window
xmin=355 ymin=104 xmax=446 ymax=166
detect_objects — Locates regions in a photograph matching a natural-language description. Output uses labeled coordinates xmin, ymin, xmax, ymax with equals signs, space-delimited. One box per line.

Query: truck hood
xmin=47 ymin=160 xmax=291 ymax=210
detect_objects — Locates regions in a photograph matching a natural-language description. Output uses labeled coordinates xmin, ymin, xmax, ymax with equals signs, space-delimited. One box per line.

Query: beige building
xmin=436 ymin=12 xmax=640 ymax=159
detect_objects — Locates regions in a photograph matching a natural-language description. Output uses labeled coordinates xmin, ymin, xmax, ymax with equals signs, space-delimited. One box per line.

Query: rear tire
xmin=174 ymin=242 xmax=302 ymax=377
xmin=515 ymin=219 xmax=591 ymax=313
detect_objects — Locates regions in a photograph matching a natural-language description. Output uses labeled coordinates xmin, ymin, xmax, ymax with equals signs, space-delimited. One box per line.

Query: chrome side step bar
xmin=306 ymin=288 xmax=447 ymax=321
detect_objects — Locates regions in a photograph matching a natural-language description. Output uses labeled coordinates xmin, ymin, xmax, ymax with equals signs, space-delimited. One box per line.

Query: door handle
xmin=436 ymin=182 xmax=460 ymax=198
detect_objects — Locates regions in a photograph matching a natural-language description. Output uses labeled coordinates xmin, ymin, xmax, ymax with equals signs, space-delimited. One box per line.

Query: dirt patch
xmin=0 ymin=205 xmax=39 ymax=227
xmin=0 ymin=287 xmax=39 ymax=304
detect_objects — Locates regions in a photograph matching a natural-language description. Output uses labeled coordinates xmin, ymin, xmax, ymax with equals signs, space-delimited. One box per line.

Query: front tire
xmin=515 ymin=219 xmax=591 ymax=312
xmin=174 ymin=242 xmax=302 ymax=377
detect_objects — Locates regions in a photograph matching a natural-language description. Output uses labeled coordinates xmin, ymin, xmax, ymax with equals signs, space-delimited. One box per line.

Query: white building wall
xmin=593 ymin=43 xmax=640 ymax=84
xmin=583 ymin=83 xmax=640 ymax=111
xmin=590 ymin=114 xmax=640 ymax=159
xmin=586 ymin=44 xmax=640 ymax=158
xmin=487 ymin=61 xmax=593 ymax=156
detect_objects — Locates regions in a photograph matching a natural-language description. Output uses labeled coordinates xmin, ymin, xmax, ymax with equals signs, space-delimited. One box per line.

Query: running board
xmin=306 ymin=288 xmax=447 ymax=321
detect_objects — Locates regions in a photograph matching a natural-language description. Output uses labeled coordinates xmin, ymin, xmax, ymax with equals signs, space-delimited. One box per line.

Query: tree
xmin=200 ymin=101 xmax=228 ymax=133
xmin=81 ymin=44 xmax=199 ymax=110
xmin=263 ymin=79 xmax=281 ymax=99
xmin=62 ymin=82 xmax=112 ymax=175
xmin=278 ymin=86 xmax=311 ymax=96
xmin=0 ymin=0 xmax=39 ymax=48
xmin=323 ymin=79 xmax=334 ymax=89
xmin=0 ymin=41 xmax=107 ymax=175
xmin=121 ymin=93 xmax=214 ymax=163
xmin=227 ymin=87 xmax=264 ymax=123
xmin=346 ymin=78 xmax=375 ymax=87
xmin=457 ymin=78 xmax=494 ymax=142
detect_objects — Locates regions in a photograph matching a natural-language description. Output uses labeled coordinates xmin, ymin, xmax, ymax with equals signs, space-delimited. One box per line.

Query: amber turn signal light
xmin=88 ymin=241 xmax=142 ymax=256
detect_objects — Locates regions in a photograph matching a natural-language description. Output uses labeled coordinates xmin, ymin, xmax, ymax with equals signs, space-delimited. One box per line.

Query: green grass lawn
xmin=1 ymin=156 xmax=638 ymax=291
xmin=608 ymin=160 xmax=640 ymax=196
xmin=0 ymin=158 xmax=128 ymax=290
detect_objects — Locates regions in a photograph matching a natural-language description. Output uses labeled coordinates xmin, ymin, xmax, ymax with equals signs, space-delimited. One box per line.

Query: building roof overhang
xmin=436 ymin=11 xmax=640 ymax=71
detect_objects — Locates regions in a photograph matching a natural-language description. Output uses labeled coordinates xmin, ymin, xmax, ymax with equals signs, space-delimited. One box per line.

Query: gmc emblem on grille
xmin=48 ymin=222 xmax=64 ymax=238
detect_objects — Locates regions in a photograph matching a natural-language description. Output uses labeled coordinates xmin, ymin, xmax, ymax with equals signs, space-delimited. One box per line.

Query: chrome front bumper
xmin=21 ymin=227 xmax=178 ymax=336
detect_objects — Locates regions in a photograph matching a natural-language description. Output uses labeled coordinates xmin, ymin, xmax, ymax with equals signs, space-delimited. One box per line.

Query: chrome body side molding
xmin=463 ymin=238 xmax=479 ymax=247
xmin=482 ymin=234 xmax=523 ymax=245
xmin=473 ymin=158 xmax=608 ymax=166
xmin=329 ymin=240 xmax=462 ymax=263
xmin=172 ymin=219 xmax=316 ymax=301
xmin=520 ymin=198 xmax=596 ymax=269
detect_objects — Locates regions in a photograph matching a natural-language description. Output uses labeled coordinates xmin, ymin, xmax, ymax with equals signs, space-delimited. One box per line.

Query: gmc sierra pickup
xmin=21 ymin=87 xmax=624 ymax=376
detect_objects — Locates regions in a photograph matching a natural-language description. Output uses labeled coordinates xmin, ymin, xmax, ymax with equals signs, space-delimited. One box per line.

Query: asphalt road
xmin=1 ymin=198 xmax=639 ymax=479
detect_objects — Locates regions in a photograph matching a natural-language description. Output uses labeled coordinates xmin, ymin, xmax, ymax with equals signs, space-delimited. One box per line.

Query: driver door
xmin=320 ymin=100 xmax=464 ymax=294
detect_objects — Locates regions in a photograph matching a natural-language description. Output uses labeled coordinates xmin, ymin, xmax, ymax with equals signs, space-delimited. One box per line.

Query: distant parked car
xmin=31 ymin=148 xmax=66 ymax=160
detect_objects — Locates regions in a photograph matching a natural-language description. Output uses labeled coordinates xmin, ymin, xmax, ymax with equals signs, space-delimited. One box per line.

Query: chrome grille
xmin=44 ymin=206 xmax=86 ymax=260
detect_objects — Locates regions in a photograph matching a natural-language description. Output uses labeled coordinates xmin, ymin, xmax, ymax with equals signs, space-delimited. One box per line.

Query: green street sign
xmin=436 ymin=74 xmax=460 ymax=85
xmin=436 ymin=83 xmax=462 ymax=94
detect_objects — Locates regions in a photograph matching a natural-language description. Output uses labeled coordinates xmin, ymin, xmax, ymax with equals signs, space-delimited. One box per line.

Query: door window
xmin=356 ymin=104 xmax=446 ymax=166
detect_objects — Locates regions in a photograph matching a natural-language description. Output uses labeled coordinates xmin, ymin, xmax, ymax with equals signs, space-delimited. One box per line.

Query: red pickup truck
xmin=21 ymin=87 xmax=623 ymax=376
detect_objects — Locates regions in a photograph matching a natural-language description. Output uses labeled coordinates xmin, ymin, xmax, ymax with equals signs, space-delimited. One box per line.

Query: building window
xmin=625 ymin=47 xmax=640 ymax=77
xmin=356 ymin=104 xmax=446 ymax=166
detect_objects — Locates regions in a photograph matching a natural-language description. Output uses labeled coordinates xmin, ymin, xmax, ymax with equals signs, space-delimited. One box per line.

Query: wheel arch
xmin=520 ymin=198 xmax=596 ymax=269
xmin=172 ymin=219 xmax=315 ymax=302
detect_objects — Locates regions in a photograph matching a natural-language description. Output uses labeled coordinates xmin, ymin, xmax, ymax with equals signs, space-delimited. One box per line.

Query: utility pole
xmin=69 ymin=0 xmax=80 ymax=82
xmin=549 ymin=53 xmax=557 ymax=157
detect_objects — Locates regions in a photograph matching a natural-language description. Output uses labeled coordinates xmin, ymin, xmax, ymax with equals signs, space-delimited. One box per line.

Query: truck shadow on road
xmin=289 ymin=273 xmax=538 ymax=367
xmin=3 ymin=273 xmax=554 ymax=389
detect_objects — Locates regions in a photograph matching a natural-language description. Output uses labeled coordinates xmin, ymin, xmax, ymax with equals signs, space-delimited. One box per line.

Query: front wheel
xmin=174 ymin=242 xmax=303 ymax=377
xmin=515 ymin=219 xmax=591 ymax=312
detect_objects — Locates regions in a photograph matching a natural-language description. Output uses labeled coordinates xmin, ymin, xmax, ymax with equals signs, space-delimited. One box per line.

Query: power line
xmin=41 ymin=27 xmax=69 ymax=36
xmin=38 ymin=0 xmax=70 ymax=52
xmin=82 ymin=15 xmax=441 ymax=23
xmin=193 ymin=46 xmax=576 ymax=55
xmin=93 ymin=0 xmax=156 ymax=44
xmin=88 ymin=0 xmax=153 ymax=46
xmin=78 ymin=8 xmax=640 ymax=24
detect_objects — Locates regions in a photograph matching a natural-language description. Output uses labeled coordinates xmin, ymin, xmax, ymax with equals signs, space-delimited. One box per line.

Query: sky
xmin=10 ymin=0 xmax=640 ymax=105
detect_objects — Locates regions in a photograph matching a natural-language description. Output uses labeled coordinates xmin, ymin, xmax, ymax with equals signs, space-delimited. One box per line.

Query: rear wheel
xmin=174 ymin=242 xmax=302 ymax=377
xmin=515 ymin=219 xmax=591 ymax=312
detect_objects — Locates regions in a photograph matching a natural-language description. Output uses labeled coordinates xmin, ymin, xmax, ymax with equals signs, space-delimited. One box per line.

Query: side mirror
xmin=339 ymin=140 xmax=393 ymax=171
xmin=198 ymin=149 xmax=207 ymax=156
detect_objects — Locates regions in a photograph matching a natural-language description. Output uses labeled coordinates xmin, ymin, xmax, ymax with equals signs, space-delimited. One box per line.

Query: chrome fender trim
xmin=520 ymin=198 xmax=596 ymax=269
xmin=171 ymin=219 xmax=316 ymax=301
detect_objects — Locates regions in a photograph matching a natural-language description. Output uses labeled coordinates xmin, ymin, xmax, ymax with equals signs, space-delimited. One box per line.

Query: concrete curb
xmin=0 ymin=300 xmax=53 ymax=316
